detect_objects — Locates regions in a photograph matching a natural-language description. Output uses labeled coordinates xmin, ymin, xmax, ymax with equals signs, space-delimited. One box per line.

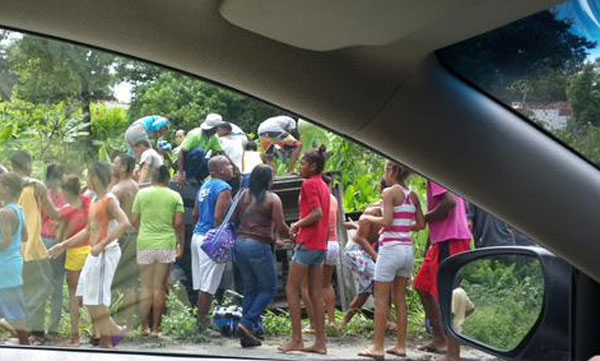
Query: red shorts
xmin=414 ymin=239 xmax=471 ymax=299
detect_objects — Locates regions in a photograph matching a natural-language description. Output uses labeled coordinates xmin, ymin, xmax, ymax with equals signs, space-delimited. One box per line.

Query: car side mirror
xmin=438 ymin=246 xmax=571 ymax=361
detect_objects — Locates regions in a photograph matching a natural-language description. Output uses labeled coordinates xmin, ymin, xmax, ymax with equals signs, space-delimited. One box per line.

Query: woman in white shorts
xmin=49 ymin=162 xmax=131 ymax=349
xmin=358 ymin=163 xmax=425 ymax=360
xmin=131 ymin=165 xmax=184 ymax=336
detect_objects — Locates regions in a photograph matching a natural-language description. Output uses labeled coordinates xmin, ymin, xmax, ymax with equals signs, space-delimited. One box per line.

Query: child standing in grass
xmin=0 ymin=173 xmax=29 ymax=345
xmin=359 ymin=163 xmax=425 ymax=360
xmin=56 ymin=175 xmax=91 ymax=347
xmin=278 ymin=146 xmax=330 ymax=355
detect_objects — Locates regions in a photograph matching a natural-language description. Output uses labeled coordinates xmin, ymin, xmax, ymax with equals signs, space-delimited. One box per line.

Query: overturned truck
xmin=169 ymin=173 xmax=358 ymax=311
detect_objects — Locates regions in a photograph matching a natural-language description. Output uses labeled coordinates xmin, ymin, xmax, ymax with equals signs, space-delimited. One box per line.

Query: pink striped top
xmin=379 ymin=188 xmax=415 ymax=246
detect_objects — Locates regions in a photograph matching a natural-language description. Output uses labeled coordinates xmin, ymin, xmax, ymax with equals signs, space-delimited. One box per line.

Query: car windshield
xmin=0 ymin=10 xmax=547 ymax=360
xmin=439 ymin=0 xmax=600 ymax=164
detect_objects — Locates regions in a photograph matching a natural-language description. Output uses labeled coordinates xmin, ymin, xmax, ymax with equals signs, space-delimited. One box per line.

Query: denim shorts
xmin=292 ymin=245 xmax=326 ymax=267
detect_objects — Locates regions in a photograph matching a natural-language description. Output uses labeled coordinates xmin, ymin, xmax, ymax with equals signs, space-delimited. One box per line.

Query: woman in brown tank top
xmin=232 ymin=165 xmax=290 ymax=348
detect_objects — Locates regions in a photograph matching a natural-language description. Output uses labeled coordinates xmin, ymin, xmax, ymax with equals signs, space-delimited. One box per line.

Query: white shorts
xmin=191 ymin=234 xmax=225 ymax=295
xmin=76 ymin=243 xmax=121 ymax=307
xmin=374 ymin=243 xmax=414 ymax=283
xmin=325 ymin=241 xmax=340 ymax=266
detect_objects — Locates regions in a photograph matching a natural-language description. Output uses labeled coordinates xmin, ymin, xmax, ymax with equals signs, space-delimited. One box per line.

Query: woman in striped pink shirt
xmin=358 ymin=162 xmax=425 ymax=360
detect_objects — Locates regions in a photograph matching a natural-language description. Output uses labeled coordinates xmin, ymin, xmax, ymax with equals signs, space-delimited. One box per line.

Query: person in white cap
xmin=176 ymin=113 xmax=225 ymax=187
xmin=257 ymin=115 xmax=302 ymax=174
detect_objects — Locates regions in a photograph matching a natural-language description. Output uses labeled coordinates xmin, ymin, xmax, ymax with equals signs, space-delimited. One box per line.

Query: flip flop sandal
xmin=358 ymin=349 xmax=385 ymax=361
xmin=386 ymin=349 xmax=407 ymax=357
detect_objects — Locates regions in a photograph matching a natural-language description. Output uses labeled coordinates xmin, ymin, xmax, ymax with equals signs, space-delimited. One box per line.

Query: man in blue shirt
xmin=190 ymin=155 xmax=233 ymax=328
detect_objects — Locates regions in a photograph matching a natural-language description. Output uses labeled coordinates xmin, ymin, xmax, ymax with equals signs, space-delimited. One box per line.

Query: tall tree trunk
xmin=81 ymin=91 xmax=96 ymax=161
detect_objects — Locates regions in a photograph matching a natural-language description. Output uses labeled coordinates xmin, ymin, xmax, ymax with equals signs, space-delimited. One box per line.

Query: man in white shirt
xmin=216 ymin=121 xmax=247 ymax=173
xmin=133 ymin=140 xmax=164 ymax=184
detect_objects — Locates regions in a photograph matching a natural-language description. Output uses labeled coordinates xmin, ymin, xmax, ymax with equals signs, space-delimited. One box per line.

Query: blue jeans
xmin=42 ymin=237 xmax=65 ymax=334
xmin=233 ymin=238 xmax=277 ymax=331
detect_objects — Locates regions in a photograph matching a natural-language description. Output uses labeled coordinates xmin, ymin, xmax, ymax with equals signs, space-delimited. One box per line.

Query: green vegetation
xmin=458 ymin=257 xmax=544 ymax=351
xmin=161 ymin=284 xmax=209 ymax=342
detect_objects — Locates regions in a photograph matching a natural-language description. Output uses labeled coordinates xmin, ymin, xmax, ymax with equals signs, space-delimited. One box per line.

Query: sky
xmin=113 ymin=81 xmax=132 ymax=103
xmin=556 ymin=0 xmax=600 ymax=60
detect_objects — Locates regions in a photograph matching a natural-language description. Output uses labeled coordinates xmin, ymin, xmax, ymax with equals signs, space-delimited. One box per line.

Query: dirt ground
xmin=52 ymin=333 xmax=499 ymax=361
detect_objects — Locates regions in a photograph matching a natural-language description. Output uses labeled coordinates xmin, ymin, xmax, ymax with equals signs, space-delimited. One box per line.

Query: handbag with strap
xmin=201 ymin=188 xmax=247 ymax=263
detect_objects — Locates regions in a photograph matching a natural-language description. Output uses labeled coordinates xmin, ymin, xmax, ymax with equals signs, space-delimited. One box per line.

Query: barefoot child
xmin=56 ymin=175 xmax=91 ymax=347
xmin=359 ymin=163 xmax=425 ymax=360
xmin=0 ymin=173 xmax=29 ymax=345
xmin=48 ymin=162 xmax=131 ymax=348
xmin=342 ymin=205 xmax=381 ymax=327
xmin=278 ymin=146 xmax=330 ymax=355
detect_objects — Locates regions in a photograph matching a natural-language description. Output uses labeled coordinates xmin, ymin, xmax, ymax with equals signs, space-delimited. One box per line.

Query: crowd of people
xmin=0 ymin=111 xmax=517 ymax=361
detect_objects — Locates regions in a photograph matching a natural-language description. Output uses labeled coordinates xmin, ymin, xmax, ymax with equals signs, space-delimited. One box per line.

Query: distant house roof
xmin=517 ymin=101 xmax=573 ymax=117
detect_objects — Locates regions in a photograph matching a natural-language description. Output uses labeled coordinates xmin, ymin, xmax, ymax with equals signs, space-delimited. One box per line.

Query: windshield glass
xmin=0 ymin=25 xmax=539 ymax=360
xmin=439 ymin=0 xmax=600 ymax=163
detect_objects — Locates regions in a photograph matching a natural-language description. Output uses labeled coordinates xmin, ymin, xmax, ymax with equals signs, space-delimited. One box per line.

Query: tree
xmin=8 ymin=34 xmax=117 ymax=158
xmin=0 ymin=31 xmax=17 ymax=99
xmin=567 ymin=64 xmax=600 ymax=127
xmin=0 ymin=99 xmax=89 ymax=175
xmin=440 ymin=10 xmax=596 ymax=102
xmin=128 ymin=72 xmax=288 ymax=135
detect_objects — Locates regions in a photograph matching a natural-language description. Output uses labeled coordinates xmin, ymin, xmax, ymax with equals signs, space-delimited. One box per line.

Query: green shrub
xmin=161 ymin=284 xmax=209 ymax=343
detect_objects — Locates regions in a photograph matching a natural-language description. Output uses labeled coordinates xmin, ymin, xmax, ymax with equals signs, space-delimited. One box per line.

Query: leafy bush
xmin=459 ymin=258 xmax=544 ymax=351
xmin=263 ymin=309 xmax=292 ymax=336
xmin=161 ymin=283 xmax=209 ymax=343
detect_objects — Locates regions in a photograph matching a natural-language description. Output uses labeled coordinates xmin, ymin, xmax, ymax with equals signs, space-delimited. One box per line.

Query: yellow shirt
xmin=18 ymin=184 xmax=47 ymax=261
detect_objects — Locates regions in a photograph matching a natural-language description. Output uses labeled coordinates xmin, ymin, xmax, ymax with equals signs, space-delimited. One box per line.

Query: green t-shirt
xmin=132 ymin=186 xmax=184 ymax=250
xmin=180 ymin=128 xmax=223 ymax=153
